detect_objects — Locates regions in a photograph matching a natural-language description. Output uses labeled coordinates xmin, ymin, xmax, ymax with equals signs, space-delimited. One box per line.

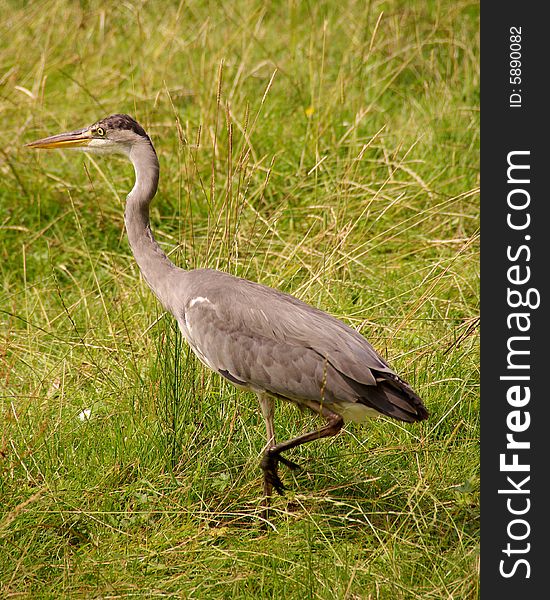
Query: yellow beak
xmin=26 ymin=128 xmax=93 ymax=149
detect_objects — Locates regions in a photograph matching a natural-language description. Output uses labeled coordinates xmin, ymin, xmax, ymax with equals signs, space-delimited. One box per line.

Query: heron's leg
xmin=260 ymin=400 xmax=344 ymax=496
xmin=258 ymin=392 xmax=276 ymax=452
xmin=257 ymin=392 xmax=277 ymax=521
xmin=258 ymin=392 xmax=276 ymax=499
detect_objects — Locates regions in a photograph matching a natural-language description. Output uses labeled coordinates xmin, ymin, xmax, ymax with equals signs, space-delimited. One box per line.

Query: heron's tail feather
xmin=342 ymin=370 xmax=428 ymax=423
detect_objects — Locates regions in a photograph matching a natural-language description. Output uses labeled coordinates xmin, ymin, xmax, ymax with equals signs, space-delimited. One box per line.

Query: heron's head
xmin=27 ymin=114 xmax=152 ymax=156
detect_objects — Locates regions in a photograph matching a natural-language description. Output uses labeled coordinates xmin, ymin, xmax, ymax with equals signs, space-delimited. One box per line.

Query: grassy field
xmin=1 ymin=1 xmax=479 ymax=597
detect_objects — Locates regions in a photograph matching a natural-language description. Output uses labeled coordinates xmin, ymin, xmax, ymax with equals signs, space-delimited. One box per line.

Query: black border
xmin=482 ymin=4 xmax=548 ymax=595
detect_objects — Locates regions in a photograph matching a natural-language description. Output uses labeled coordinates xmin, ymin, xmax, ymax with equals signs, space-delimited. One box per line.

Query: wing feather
xmin=175 ymin=269 xmax=427 ymax=422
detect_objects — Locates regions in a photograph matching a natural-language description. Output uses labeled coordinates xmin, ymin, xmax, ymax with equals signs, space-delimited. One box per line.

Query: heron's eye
xmin=95 ymin=127 xmax=105 ymax=137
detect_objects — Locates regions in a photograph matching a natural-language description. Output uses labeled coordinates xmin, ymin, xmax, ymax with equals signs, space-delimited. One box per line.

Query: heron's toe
xmin=260 ymin=452 xmax=286 ymax=496
xmin=278 ymin=455 xmax=301 ymax=472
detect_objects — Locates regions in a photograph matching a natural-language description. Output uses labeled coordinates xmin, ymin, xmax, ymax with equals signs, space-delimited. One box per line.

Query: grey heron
xmin=27 ymin=114 xmax=428 ymax=509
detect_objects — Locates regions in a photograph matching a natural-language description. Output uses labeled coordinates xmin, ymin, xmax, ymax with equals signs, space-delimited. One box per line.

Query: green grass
xmin=1 ymin=0 xmax=479 ymax=597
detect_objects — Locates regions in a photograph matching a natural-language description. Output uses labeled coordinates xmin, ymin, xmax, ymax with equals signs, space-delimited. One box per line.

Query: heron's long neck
xmin=125 ymin=141 xmax=177 ymax=311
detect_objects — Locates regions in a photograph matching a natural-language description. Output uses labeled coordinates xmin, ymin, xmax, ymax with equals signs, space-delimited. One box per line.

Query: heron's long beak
xmin=26 ymin=128 xmax=93 ymax=150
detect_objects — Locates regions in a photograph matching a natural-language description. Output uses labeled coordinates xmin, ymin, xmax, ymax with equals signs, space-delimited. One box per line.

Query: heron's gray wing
xmin=183 ymin=270 xmax=393 ymax=382
xmin=179 ymin=292 xmax=357 ymax=404
xmin=176 ymin=271 xmax=426 ymax=422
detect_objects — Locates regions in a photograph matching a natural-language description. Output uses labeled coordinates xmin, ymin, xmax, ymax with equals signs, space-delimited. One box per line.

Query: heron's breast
xmin=177 ymin=321 xmax=216 ymax=371
xmin=176 ymin=299 xmax=218 ymax=371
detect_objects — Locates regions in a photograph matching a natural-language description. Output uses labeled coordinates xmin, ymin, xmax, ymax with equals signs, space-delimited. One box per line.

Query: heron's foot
xmin=261 ymin=451 xmax=285 ymax=495
xmin=260 ymin=451 xmax=302 ymax=496
xmin=277 ymin=455 xmax=301 ymax=472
